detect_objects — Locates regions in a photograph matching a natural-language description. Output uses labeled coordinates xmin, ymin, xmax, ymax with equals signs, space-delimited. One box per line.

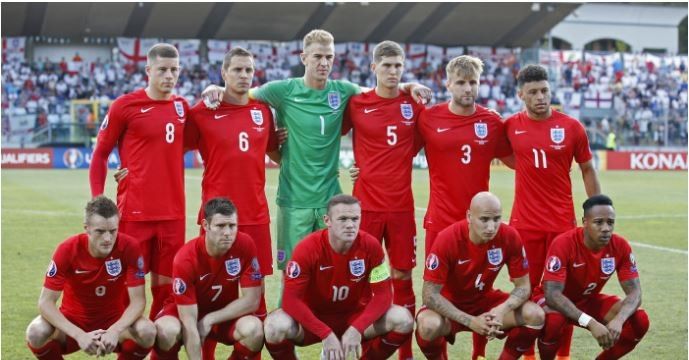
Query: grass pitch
xmin=2 ymin=168 xmax=687 ymax=359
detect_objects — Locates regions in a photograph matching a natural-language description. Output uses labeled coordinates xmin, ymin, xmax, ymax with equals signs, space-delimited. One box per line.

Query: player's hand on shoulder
xmin=341 ymin=326 xmax=362 ymax=359
xmin=588 ymin=319 xmax=614 ymax=349
xmin=113 ymin=167 xmax=128 ymax=183
xmin=348 ymin=165 xmax=360 ymax=183
xmin=277 ymin=127 xmax=288 ymax=145
xmin=322 ymin=332 xmax=344 ymax=360
xmin=202 ymin=85 xmax=224 ymax=110
xmin=410 ymin=84 xmax=432 ymax=105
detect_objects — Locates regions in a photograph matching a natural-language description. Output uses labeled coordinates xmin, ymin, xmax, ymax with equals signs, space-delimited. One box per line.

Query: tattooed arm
xmin=422 ymin=281 xmax=494 ymax=336
xmin=606 ymin=278 xmax=642 ymax=343
xmin=488 ymin=274 xmax=531 ymax=328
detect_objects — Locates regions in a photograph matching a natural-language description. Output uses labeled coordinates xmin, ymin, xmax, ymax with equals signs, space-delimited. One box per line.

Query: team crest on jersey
xmin=546 ymin=256 xmax=561 ymax=272
xmin=46 ymin=260 xmax=57 ymax=277
xmin=225 ymin=258 xmax=241 ymax=276
xmin=328 ymin=92 xmax=341 ymax=109
xmin=250 ymin=109 xmax=264 ymax=125
xmin=349 ymin=259 xmax=366 ymax=277
xmin=286 ymin=261 xmax=300 ymax=278
xmin=100 ymin=115 xmax=109 ymax=130
xmin=601 ymin=257 xmax=615 ymax=275
xmin=400 ymin=103 xmax=414 ymax=120
xmin=174 ymin=101 xmax=185 ymax=118
xmin=426 ymin=254 xmax=439 ymax=271
xmin=105 ymin=259 xmax=122 ymax=276
xmin=173 ymin=278 xmax=186 ymax=295
xmin=550 ymin=128 xmax=565 ymax=144
xmin=487 ymin=248 xmax=503 ymax=265
xmin=474 ymin=122 xmax=488 ymax=139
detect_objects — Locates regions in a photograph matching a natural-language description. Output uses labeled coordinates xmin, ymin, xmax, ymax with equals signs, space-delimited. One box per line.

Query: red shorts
xmin=517 ymin=229 xmax=563 ymax=288
xmin=417 ymin=290 xmax=509 ymax=344
xmin=534 ymin=292 xmax=621 ymax=326
xmin=299 ymin=311 xmax=365 ymax=346
xmin=120 ymin=219 xmax=185 ymax=277
xmin=198 ymin=223 xmax=273 ymax=276
xmin=62 ymin=312 xmax=120 ymax=355
xmin=157 ymin=302 xmax=239 ymax=345
xmin=361 ymin=210 xmax=416 ymax=270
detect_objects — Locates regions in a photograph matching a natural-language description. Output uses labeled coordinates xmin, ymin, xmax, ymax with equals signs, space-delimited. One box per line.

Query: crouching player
xmin=416 ymin=192 xmax=544 ymax=360
xmin=26 ymin=196 xmax=155 ymax=359
xmin=264 ymin=195 xmax=414 ymax=360
xmin=152 ymin=198 xmax=264 ymax=360
xmin=535 ymin=195 xmax=649 ymax=360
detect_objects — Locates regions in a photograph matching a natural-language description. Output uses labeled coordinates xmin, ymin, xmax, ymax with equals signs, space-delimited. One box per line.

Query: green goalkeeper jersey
xmin=252 ymin=77 xmax=360 ymax=208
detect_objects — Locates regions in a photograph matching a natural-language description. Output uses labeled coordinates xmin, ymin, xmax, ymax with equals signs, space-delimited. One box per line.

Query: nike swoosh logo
xmin=214 ymin=114 xmax=229 ymax=119
xmin=457 ymin=259 xmax=471 ymax=265
xmin=141 ymin=107 xmax=154 ymax=113
xmin=364 ymin=108 xmax=378 ymax=114
xmin=573 ymin=263 xmax=585 ymax=268
xmin=514 ymin=130 xmax=527 ymax=135
xmin=319 ymin=265 xmax=333 ymax=271
xmin=199 ymin=273 xmax=211 ymax=281
xmin=437 ymin=128 xmax=450 ymax=133
xmin=74 ymin=269 xmax=91 ymax=274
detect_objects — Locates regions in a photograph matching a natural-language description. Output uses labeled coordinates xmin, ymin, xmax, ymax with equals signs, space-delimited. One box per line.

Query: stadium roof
xmin=1 ymin=2 xmax=580 ymax=47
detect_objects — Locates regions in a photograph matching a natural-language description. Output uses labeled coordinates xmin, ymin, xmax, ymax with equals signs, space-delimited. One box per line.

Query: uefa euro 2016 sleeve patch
xmin=369 ymin=262 xmax=390 ymax=283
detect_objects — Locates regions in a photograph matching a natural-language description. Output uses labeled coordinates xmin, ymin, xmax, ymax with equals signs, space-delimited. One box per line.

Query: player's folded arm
xmin=542 ymin=280 xmax=584 ymax=321
xmin=350 ymin=263 xmax=393 ymax=334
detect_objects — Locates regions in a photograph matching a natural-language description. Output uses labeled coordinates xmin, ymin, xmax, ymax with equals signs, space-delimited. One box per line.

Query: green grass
xmin=2 ymin=168 xmax=687 ymax=359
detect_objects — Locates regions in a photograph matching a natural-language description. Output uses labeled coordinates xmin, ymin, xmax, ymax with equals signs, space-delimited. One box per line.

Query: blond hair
xmin=302 ymin=29 xmax=334 ymax=50
xmin=446 ymin=55 xmax=483 ymax=79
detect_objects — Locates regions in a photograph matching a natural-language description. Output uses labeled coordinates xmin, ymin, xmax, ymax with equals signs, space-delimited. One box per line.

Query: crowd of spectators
xmin=2 ymin=48 xmax=687 ymax=147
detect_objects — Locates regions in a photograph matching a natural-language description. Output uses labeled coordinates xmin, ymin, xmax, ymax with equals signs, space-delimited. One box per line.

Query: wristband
xmin=578 ymin=313 xmax=593 ymax=327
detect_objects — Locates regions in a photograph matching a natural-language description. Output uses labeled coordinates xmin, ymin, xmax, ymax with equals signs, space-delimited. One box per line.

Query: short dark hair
xmin=517 ymin=64 xmax=549 ymax=87
xmin=222 ymin=47 xmax=254 ymax=70
xmin=373 ymin=41 xmax=405 ymax=63
xmin=583 ymin=194 xmax=614 ymax=216
xmin=147 ymin=43 xmax=179 ymax=62
xmin=327 ymin=194 xmax=360 ymax=214
xmin=85 ymin=195 xmax=119 ymax=222
xmin=204 ymin=197 xmax=237 ymax=222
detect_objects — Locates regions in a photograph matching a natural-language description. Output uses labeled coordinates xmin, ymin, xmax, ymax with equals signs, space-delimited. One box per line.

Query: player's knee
xmin=416 ymin=311 xmax=443 ymax=341
xmin=264 ymin=310 xmax=292 ymax=343
xmin=155 ymin=317 xmax=181 ymax=350
xmin=25 ymin=318 xmax=53 ymax=347
xmin=522 ymin=302 xmax=545 ymax=327
xmin=388 ymin=305 xmax=414 ymax=334
xmin=134 ymin=318 xmax=157 ymax=348
xmin=237 ymin=315 xmax=264 ymax=343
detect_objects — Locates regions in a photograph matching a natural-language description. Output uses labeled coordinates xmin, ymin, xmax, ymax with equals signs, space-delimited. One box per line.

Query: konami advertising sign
xmin=606 ymin=151 xmax=687 ymax=171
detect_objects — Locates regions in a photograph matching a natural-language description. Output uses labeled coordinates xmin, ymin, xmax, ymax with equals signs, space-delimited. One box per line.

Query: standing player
xmin=89 ymin=43 xmax=189 ymax=319
xmin=416 ymin=192 xmax=544 ymax=360
xmin=417 ymin=55 xmax=511 ymax=257
xmin=263 ymin=195 xmax=414 ymax=360
xmin=342 ymin=40 xmax=424 ymax=360
xmin=185 ymin=47 xmax=279 ymax=321
xmin=534 ymin=195 xmax=649 ymax=360
xmin=26 ymin=196 xmax=155 ymax=359
xmin=504 ymin=64 xmax=601 ymax=359
xmin=152 ymin=198 xmax=264 ymax=360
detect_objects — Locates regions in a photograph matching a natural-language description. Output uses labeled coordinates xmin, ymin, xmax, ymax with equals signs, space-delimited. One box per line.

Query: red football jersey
xmin=284 ymin=229 xmax=387 ymax=316
xmin=43 ymin=233 xmax=145 ymax=325
xmin=185 ymin=100 xmax=278 ymax=225
xmin=423 ymin=220 xmax=528 ymax=306
xmin=90 ymin=89 xmax=188 ymax=221
xmin=418 ymin=104 xmax=511 ymax=232
xmin=171 ymin=232 xmax=262 ymax=317
xmin=505 ymin=110 xmax=593 ymax=232
xmin=535 ymin=228 xmax=638 ymax=304
xmin=343 ymin=90 xmax=424 ymax=211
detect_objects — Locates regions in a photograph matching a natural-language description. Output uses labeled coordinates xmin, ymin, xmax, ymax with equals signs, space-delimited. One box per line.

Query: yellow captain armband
xmin=369 ymin=262 xmax=390 ymax=283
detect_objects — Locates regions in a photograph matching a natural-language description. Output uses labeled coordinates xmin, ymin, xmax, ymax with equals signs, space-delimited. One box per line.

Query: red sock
xmin=27 ymin=340 xmax=63 ymax=360
xmin=150 ymin=284 xmax=172 ymax=320
xmin=151 ymin=342 xmax=181 ymax=360
xmin=392 ymin=278 xmax=415 ymax=360
xmin=556 ymin=323 xmax=574 ymax=358
xmin=254 ymin=294 xmax=268 ymax=321
xmin=265 ymin=339 xmax=297 ymax=360
xmin=229 ymin=341 xmax=261 ymax=360
xmin=596 ymin=309 xmax=649 ymax=360
xmin=117 ymin=339 xmax=151 ymax=360
xmin=472 ymin=332 xmax=488 ymax=359
xmin=415 ymin=330 xmax=448 ymax=360
xmin=202 ymin=338 xmax=217 ymax=360
xmin=499 ymin=326 xmax=542 ymax=360
xmin=362 ymin=331 xmax=410 ymax=360
xmin=538 ymin=312 xmax=568 ymax=360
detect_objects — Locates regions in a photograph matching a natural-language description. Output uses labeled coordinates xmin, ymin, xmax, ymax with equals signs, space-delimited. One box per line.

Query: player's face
xmin=518 ymin=80 xmax=551 ymax=116
xmin=301 ymin=42 xmax=335 ymax=82
xmin=204 ymin=213 xmax=239 ymax=255
xmin=146 ymin=56 xmax=180 ymax=95
xmin=467 ymin=208 xmax=502 ymax=244
xmin=373 ymin=55 xmax=404 ymax=89
xmin=583 ymin=205 xmax=616 ymax=249
xmin=325 ymin=203 xmax=361 ymax=245
xmin=222 ymin=55 xmax=254 ymax=95
xmin=446 ymin=71 xmax=479 ymax=108
xmin=85 ymin=214 xmax=119 ymax=258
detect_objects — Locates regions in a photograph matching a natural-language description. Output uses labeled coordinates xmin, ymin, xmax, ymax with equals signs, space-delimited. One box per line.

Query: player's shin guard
xmin=229 ymin=341 xmax=261 ymax=360
xmin=118 ymin=339 xmax=151 ymax=360
xmin=150 ymin=284 xmax=172 ymax=320
xmin=265 ymin=339 xmax=297 ymax=360
xmin=471 ymin=333 xmax=488 ymax=360
xmin=537 ymin=312 xmax=568 ymax=360
xmin=415 ymin=330 xmax=448 ymax=360
xmin=27 ymin=340 xmax=63 ymax=360
xmin=499 ymin=325 xmax=543 ymax=360
xmin=392 ymin=278 xmax=415 ymax=360
xmin=361 ymin=331 xmax=411 ymax=360
xmin=150 ymin=342 xmax=181 ymax=360
xmin=555 ymin=323 xmax=573 ymax=359
xmin=596 ymin=309 xmax=649 ymax=360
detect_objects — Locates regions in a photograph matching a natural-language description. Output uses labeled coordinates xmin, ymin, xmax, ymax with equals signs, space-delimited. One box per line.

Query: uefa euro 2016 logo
xmin=63 ymin=148 xmax=84 ymax=169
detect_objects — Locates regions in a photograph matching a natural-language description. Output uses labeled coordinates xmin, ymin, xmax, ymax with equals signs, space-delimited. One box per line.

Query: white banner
xmin=2 ymin=37 xmax=26 ymax=62
xmin=116 ymin=37 xmax=160 ymax=63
